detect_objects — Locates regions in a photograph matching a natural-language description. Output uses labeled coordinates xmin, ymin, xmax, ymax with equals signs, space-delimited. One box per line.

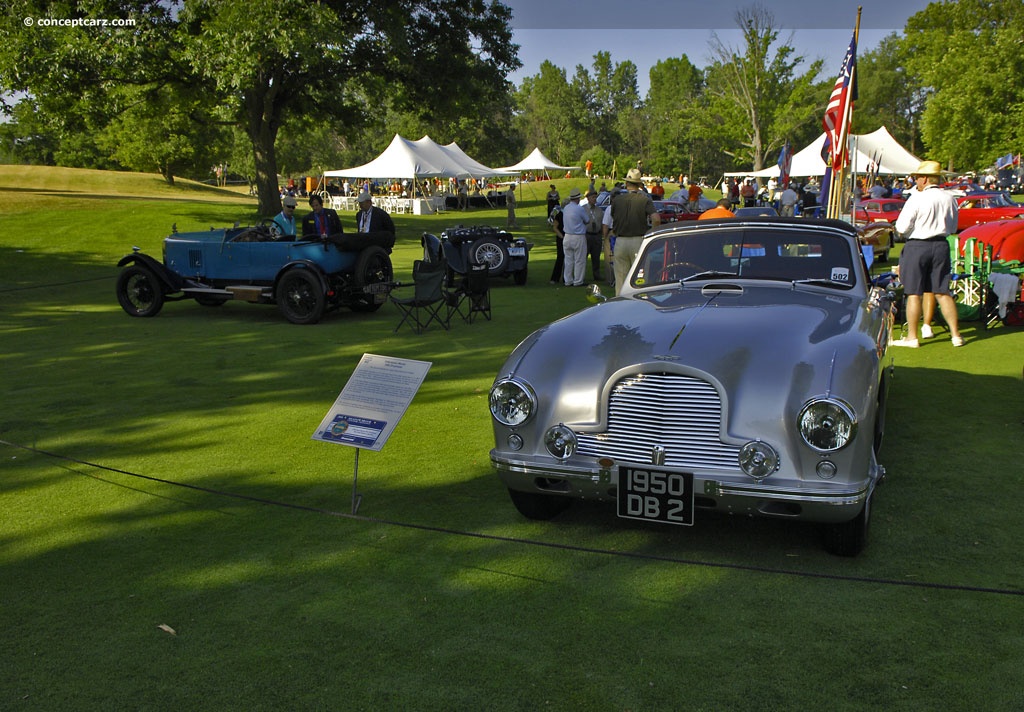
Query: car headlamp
xmin=544 ymin=424 xmax=577 ymax=459
xmin=738 ymin=440 xmax=780 ymax=481
xmin=798 ymin=398 xmax=857 ymax=452
xmin=489 ymin=379 xmax=536 ymax=427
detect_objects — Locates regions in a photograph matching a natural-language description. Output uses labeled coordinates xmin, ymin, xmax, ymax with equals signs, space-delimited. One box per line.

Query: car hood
xmin=499 ymin=283 xmax=883 ymax=427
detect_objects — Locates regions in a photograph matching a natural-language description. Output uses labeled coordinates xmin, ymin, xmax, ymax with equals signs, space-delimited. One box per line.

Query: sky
xmin=502 ymin=0 xmax=936 ymax=92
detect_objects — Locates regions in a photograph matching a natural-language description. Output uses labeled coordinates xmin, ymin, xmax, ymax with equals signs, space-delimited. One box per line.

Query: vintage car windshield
xmin=631 ymin=228 xmax=858 ymax=289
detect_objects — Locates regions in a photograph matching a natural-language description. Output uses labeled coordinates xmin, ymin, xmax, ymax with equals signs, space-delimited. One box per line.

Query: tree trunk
xmin=246 ymin=83 xmax=282 ymax=217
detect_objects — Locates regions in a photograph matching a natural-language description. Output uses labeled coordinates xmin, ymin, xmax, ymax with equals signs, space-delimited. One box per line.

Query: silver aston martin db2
xmin=489 ymin=217 xmax=897 ymax=556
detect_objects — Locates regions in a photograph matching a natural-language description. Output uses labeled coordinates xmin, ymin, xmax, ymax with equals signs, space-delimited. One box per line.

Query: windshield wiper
xmin=680 ymin=270 xmax=738 ymax=283
xmin=791 ymin=278 xmax=852 ymax=289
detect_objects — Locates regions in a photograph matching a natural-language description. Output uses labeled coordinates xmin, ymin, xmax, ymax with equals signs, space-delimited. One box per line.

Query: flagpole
xmin=827 ymin=7 xmax=862 ymax=220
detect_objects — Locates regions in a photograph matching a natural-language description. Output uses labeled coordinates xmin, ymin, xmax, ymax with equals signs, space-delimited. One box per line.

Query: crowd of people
xmin=270 ymin=192 xmax=395 ymax=241
xmin=266 ymin=158 xmax=989 ymax=349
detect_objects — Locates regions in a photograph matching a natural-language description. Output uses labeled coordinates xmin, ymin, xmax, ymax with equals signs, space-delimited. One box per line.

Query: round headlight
xmin=544 ymin=424 xmax=577 ymax=459
xmin=798 ymin=398 xmax=857 ymax=452
xmin=489 ymin=379 xmax=536 ymax=427
xmin=738 ymin=440 xmax=780 ymax=481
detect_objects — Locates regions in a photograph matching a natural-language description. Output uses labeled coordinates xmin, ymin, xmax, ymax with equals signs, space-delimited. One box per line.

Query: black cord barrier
xmin=3 ymin=437 xmax=1022 ymax=598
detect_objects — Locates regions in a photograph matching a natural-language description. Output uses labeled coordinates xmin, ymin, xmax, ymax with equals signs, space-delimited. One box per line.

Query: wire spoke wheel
xmin=116 ymin=265 xmax=164 ymax=317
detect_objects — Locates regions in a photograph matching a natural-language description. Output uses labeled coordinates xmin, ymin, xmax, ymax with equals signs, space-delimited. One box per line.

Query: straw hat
xmin=624 ymin=168 xmax=644 ymax=185
xmin=911 ymin=160 xmax=944 ymax=177
xmin=568 ymin=187 xmax=582 ymax=199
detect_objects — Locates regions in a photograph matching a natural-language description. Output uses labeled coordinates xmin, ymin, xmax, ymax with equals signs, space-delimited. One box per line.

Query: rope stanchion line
xmin=3 ymin=437 xmax=1021 ymax=598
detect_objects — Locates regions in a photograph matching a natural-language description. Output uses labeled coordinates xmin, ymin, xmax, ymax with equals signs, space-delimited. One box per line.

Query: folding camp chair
xmin=391 ymin=259 xmax=450 ymax=333
xmin=949 ymin=236 xmax=995 ymax=330
xmin=460 ymin=264 xmax=491 ymax=323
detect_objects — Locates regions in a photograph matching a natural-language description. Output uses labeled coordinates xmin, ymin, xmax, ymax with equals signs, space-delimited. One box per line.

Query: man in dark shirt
xmin=302 ymin=194 xmax=343 ymax=239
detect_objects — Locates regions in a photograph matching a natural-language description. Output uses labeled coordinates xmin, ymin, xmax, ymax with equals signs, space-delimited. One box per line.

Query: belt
xmin=912 ymin=235 xmax=949 ymax=242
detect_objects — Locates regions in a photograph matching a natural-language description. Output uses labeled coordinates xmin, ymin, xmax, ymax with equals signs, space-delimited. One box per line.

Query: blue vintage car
xmin=422 ymin=226 xmax=531 ymax=285
xmin=116 ymin=224 xmax=394 ymax=324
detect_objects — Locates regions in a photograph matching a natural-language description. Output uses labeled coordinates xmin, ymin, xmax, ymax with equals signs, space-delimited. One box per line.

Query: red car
xmin=854 ymin=198 xmax=906 ymax=225
xmin=651 ymin=200 xmax=700 ymax=225
xmin=955 ymin=192 xmax=1024 ymax=232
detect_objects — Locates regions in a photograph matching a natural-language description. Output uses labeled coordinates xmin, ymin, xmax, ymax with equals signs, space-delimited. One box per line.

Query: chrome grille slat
xmin=576 ymin=373 xmax=741 ymax=472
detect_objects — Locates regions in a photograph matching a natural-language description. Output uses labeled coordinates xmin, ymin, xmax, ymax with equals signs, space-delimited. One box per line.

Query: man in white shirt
xmin=779 ymin=185 xmax=799 ymax=216
xmin=891 ymin=161 xmax=963 ymax=348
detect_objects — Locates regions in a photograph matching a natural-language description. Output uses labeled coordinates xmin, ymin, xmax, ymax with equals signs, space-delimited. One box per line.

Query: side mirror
xmin=586 ymin=283 xmax=607 ymax=304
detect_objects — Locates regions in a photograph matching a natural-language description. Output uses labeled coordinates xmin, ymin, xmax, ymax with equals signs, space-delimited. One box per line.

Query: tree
xmin=179 ymin=0 xmax=518 ymax=214
xmin=514 ymin=61 xmax=585 ymax=166
xmin=851 ymin=33 xmax=924 ymax=154
xmin=901 ymin=0 xmax=1024 ymax=170
xmin=644 ymin=56 xmax=704 ymax=176
xmin=703 ymin=6 xmax=823 ymax=171
xmin=1 ymin=0 xmax=519 ymax=214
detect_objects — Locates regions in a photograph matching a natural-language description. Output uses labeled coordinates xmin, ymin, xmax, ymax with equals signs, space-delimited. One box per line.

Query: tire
xmin=822 ymin=493 xmax=872 ymax=557
xmin=507 ymin=488 xmax=572 ymax=520
xmin=513 ymin=266 xmax=528 ymax=286
xmin=873 ymin=369 xmax=890 ymax=455
xmin=470 ymin=238 xmax=509 ymax=275
xmin=116 ymin=265 xmax=165 ymax=317
xmin=276 ymin=269 xmax=326 ymax=324
xmin=348 ymin=245 xmax=393 ymax=313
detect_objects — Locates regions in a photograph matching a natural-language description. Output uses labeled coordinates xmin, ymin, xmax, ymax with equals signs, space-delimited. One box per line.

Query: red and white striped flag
xmin=822 ymin=35 xmax=857 ymax=171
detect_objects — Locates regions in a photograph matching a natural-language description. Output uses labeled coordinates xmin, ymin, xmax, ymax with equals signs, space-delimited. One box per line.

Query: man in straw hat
xmin=561 ymin=187 xmax=589 ymax=286
xmin=610 ymin=168 xmax=660 ymax=294
xmin=891 ymin=160 xmax=964 ymax=348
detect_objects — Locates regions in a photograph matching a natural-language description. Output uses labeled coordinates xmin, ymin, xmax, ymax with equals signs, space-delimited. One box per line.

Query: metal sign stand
xmin=351 ymin=448 xmax=362 ymax=515
xmin=312 ymin=354 xmax=432 ymax=517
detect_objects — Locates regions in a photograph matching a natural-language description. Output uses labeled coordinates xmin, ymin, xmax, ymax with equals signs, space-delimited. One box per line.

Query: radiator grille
xmin=189 ymin=249 xmax=202 ymax=270
xmin=575 ymin=373 xmax=742 ymax=472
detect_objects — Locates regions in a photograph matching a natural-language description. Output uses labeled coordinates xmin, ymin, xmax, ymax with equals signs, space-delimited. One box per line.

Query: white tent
xmin=432 ymin=139 xmax=515 ymax=177
xmin=497 ymin=147 xmax=579 ymax=173
xmin=726 ymin=127 xmax=922 ymax=179
xmin=323 ymin=134 xmax=507 ymax=180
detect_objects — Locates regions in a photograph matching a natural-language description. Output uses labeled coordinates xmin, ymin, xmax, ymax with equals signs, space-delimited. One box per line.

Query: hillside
xmin=0 ymin=165 xmax=256 ymax=203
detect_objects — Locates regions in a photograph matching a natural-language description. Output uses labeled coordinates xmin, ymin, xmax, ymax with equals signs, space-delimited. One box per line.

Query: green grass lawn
xmin=2 ymin=167 xmax=1023 ymax=710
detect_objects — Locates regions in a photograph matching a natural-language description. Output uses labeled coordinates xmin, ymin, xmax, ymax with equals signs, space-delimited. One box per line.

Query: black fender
xmin=275 ymin=260 xmax=330 ymax=296
xmin=116 ymin=252 xmax=184 ymax=292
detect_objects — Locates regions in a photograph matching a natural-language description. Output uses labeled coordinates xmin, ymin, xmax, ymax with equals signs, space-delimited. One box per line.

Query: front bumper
xmin=491 ymin=450 xmax=879 ymax=524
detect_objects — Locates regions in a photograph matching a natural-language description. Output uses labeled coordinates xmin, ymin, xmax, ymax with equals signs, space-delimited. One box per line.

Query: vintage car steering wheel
xmin=661 ymin=261 xmax=702 ymax=280
xmin=257 ymin=219 xmax=285 ymax=241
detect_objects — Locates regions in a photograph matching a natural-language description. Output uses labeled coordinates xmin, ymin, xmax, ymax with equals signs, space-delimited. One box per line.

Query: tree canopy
xmin=3 ymin=0 xmax=1022 ymax=193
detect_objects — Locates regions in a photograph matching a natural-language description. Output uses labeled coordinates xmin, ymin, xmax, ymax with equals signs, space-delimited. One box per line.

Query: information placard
xmin=312 ymin=354 xmax=431 ymax=451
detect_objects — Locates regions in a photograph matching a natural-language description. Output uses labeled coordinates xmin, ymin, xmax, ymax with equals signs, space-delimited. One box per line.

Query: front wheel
xmin=508 ymin=488 xmax=572 ymax=520
xmin=276 ymin=269 xmax=326 ymax=324
xmin=116 ymin=265 xmax=165 ymax=317
xmin=822 ymin=493 xmax=872 ymax=557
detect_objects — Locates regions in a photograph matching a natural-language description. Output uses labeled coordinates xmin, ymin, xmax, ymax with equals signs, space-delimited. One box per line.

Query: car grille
xmin=575 ymin=372 xmax=742 ymax=472
xmin=189 ymin=249 xmax=202 ymax=270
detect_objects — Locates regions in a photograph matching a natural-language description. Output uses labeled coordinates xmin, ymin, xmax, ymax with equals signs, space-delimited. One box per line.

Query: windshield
xmin=631 ymin=228 xmax=858 ymax=289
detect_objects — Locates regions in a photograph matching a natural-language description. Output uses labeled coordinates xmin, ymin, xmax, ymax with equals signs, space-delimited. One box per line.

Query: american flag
xmin=777 ymin=140 xmax=792 ymax=188
xmin=822 ymin=35 xmax=857 ymax=170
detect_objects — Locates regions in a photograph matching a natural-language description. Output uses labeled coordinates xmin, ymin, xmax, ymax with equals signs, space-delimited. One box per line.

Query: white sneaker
xmin=920 ymin=324 xmax=934 ymax=339
xmin=952 ymin=336 xmax=964 ymax=347
xmin=890 ymin=338 xmax=920 ymax=348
